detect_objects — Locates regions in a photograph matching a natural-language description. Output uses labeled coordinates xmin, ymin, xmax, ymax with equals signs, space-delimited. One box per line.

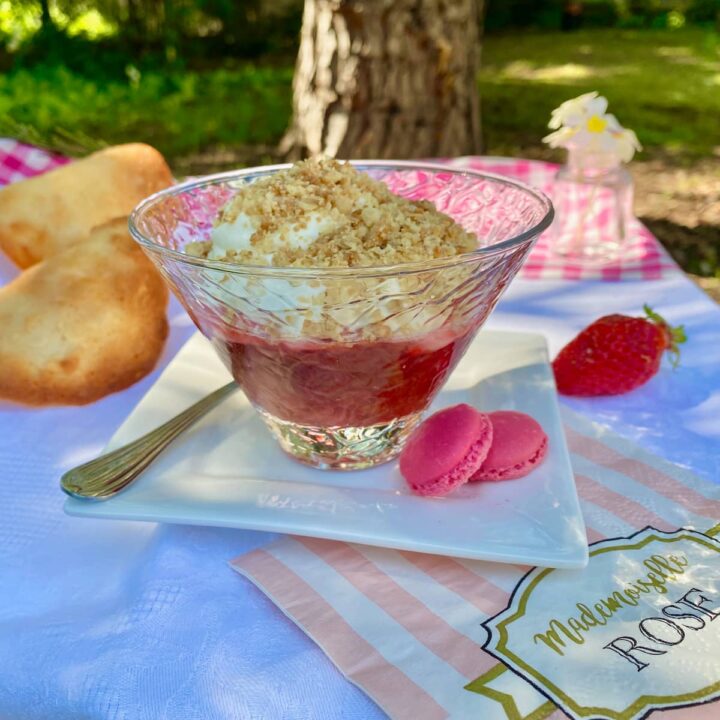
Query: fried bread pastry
xmin=0 ymin=143 xmax=173 ymax=268
xmin=0 ymin=218 xmax=168 ymax=405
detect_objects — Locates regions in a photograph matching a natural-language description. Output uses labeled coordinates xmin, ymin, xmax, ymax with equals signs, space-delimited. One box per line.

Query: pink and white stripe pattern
xmin=232 ymin=407 xmax=720 ymax=719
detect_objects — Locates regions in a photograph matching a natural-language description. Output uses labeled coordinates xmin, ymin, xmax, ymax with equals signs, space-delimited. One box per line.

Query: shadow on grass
xmin=641 ymin=218 xmax=720 ymax=279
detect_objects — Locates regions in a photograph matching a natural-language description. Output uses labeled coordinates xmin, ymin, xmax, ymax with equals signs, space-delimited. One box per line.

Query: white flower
xmin=614 ymin=128 xmax=643 ymax=163
xmin=542 ymin=126 xmax=576 ymax=148
xmin=548 ymin=91 xmax=606 ymax=130
xmin=543 ymin=91 xmax=641 ymax=162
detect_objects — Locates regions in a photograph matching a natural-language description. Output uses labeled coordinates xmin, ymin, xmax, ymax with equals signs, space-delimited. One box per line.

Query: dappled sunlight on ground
xmin=633 ymin=159 xmax=720 ymax=286
xmin=498 ymin=61 xmax=602 ymax=82
xmin=656 ymin=45 xmax=720 ymax=71
xmin=656 ymin=45 xmax=697 ymax=59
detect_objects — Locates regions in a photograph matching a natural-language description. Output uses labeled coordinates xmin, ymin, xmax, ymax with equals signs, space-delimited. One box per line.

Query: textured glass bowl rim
xmin=128 ymin=160 xmax=554 ymax=279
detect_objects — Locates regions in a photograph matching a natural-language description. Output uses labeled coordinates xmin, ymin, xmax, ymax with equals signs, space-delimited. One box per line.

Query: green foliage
xmin=479 ymin=28 xmax=720 ymax=159
xmin=582 ymin=1 xmax=621 ymax=27
xmin=2 ymin=0 xmax=303 ymax=66
xmin=484 ymin=0 xmax=555 ymax=31
xmin=484 ymin=0 xmax=718 ymax=30
xmin=686 ymin=0 xmax=720 ymax=23
xmin=0 ymin=63 xmax=293 ymax=161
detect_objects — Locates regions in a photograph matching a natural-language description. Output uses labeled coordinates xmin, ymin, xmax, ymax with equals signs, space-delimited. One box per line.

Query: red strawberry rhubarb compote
xmin=211 ymin=324 xmax=476 ymax=428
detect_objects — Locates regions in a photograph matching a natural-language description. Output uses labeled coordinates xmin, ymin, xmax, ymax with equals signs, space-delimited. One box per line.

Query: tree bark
xmin=39 ymin=0 xmax=54 ymax=30
xmin=281 ymin=0 xmax=483 ymax=160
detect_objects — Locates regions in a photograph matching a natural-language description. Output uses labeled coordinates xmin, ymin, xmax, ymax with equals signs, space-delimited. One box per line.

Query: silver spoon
xmin=61 ymin=382 xmax=238 ymax=501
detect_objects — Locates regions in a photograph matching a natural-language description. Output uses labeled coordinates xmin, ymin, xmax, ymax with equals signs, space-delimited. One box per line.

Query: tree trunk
xmin=39 ymin=0 xmax=54 ymax=30
xmin=281 ymin=0 xmax=483 ymax=160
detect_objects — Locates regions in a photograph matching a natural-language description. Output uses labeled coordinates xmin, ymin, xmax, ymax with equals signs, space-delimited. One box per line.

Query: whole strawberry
xmin=553 ymin=305 xmax=686 ymax=396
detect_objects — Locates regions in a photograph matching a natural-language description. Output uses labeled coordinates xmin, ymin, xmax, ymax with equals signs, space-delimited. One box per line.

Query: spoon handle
xmin=61 ymin=382 xmax=238 ymax=500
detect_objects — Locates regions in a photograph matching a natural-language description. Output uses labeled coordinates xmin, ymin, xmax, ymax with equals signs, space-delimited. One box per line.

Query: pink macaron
xmin=471 ymin=410 xmax=548 ymax=482
xmin=399 ymin=404 xmax=493 ymax=497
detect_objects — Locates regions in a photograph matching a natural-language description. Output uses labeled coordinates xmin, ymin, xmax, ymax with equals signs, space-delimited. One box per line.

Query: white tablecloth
xmin=2 ymin=260 xmax=719 ymax=719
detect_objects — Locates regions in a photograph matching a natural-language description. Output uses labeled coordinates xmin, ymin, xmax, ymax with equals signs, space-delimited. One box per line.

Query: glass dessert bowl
xmin=129 ymin=161 xmax=553 ymax=470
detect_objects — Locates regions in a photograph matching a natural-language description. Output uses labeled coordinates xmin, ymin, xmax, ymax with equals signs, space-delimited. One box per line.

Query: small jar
xmin=550 ymin=149 xmax=634 ymax=261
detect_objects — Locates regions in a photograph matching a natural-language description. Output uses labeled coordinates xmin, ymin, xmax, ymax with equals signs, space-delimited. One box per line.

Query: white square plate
xmin=64 ymin=330 xmax=588 ymax=568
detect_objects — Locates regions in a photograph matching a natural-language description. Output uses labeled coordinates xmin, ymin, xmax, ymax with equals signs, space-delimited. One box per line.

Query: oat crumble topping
xmin=185 ymin=158 xmax=476 ymax=267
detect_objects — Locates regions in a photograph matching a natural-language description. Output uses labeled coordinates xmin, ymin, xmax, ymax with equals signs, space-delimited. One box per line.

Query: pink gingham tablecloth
xmin=0 ymin=140 xmax=677 ymax=281
xmin=448 ymin=156 xmax=677 ymax=281
xmin=0 ymin=139 xmax=69 ymax=184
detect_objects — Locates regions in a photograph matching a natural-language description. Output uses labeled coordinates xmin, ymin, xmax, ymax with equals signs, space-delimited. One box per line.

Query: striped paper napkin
xmin=231 ymin=408 xmax=720 ymax=720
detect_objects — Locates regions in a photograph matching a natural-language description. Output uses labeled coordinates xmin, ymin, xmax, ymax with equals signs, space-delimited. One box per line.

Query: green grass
xmin=479 ymin=28 xmax=720 ymax=160
xmin=0 ymin=63 xmax=293 ymax=163
xmin=0 ymin=27 xmax=718 ymax=166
